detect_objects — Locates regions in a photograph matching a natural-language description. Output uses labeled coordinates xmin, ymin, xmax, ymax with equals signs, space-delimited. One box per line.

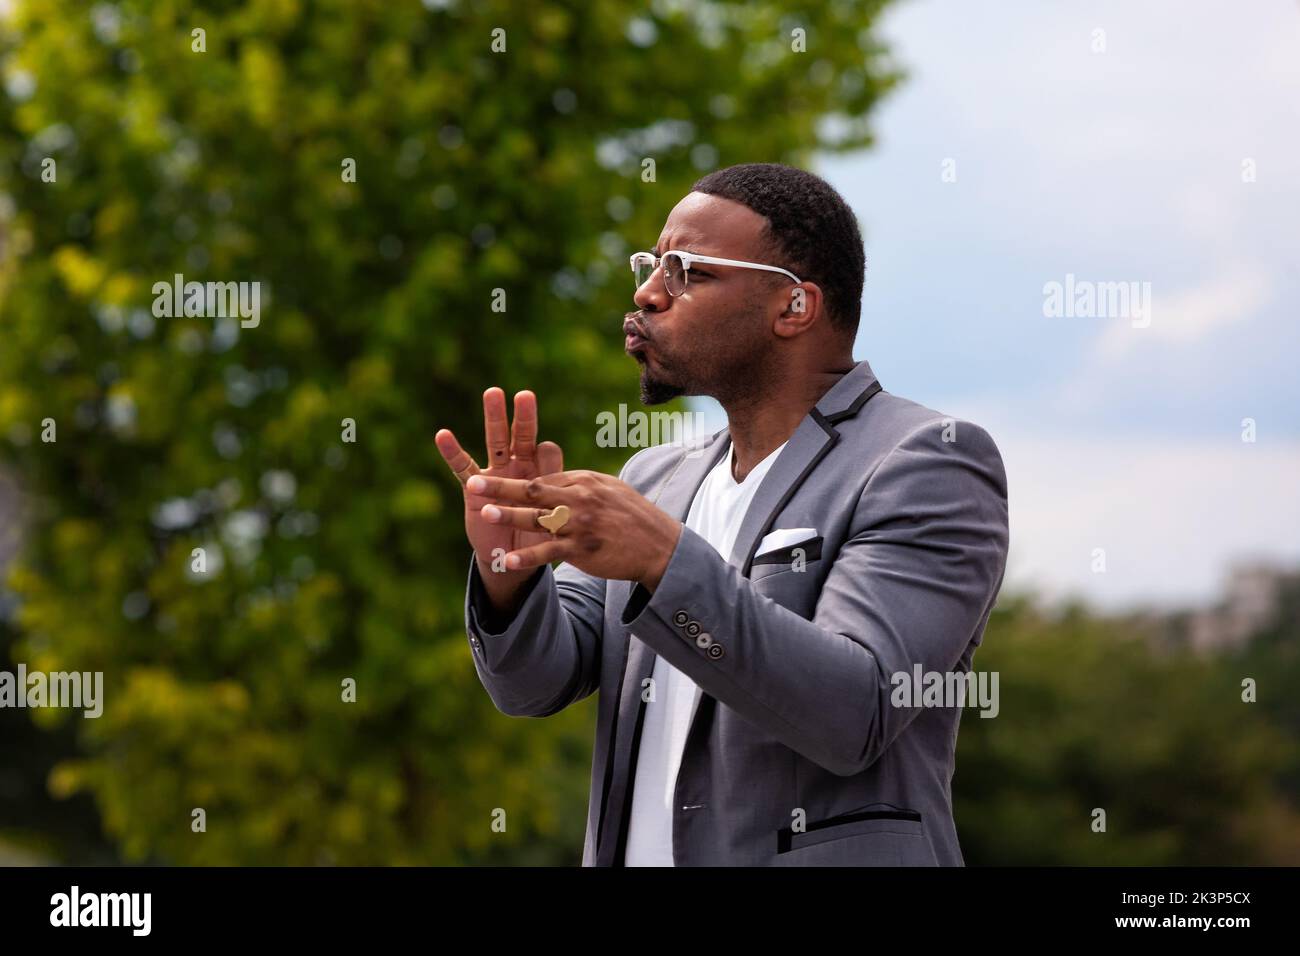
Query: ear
xmin=773 ymin=281 xmax=824 ymax=338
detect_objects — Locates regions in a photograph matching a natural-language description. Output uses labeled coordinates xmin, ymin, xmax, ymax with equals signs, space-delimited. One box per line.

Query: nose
xmin=633 ymin=270 xmax=669 ymax=313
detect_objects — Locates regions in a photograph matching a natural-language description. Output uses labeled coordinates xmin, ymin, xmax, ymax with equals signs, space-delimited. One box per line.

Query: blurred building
xmin=1186 ymin=562 xmax=1298 ymax=653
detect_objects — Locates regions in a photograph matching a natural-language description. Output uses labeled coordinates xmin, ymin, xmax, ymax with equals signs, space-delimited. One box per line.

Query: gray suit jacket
xmin=463 ymin=359 xmax=1009 ymax=865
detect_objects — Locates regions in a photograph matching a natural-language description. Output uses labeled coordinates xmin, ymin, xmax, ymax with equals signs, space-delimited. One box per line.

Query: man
xmin=435 ymin=162 xmax=1009 ymax=866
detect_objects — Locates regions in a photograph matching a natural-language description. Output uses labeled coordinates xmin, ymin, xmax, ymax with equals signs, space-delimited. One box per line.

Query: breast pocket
xmin=749 ymin=535 xmax=823 ymax=580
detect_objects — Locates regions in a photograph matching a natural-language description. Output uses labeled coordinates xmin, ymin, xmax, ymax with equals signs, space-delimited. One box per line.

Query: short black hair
xmin=691 ymin=163 xmax=864 ymax=340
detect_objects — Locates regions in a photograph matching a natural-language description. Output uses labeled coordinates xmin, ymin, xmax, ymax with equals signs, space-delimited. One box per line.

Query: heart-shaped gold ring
xmin=536 ymin=505 xmax=571 ymax=534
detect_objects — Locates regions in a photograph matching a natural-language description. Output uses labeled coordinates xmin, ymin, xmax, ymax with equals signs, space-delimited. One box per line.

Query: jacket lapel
xmin=727 ymin=360 xmax=883 ymax=574
xmin=596 ymin=427 xmax=731 ymax=865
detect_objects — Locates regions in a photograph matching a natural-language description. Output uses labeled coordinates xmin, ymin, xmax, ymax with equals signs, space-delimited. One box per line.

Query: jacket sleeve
xmin=463 ymin=451 xmax=650 ymax=718
xmin=464 ymin=557 xmax=606 ymax=718
xmin=617 ymin=419 xmax=1010 ymax=776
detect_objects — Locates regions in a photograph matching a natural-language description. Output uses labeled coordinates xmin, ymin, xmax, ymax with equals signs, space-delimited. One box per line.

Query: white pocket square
xmin=756 ymin=527 xmax=818 ymax=555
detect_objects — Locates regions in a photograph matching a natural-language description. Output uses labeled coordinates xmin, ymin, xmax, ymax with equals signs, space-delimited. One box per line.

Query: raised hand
xmin=436 ymin=388 xmax=564 ymax=575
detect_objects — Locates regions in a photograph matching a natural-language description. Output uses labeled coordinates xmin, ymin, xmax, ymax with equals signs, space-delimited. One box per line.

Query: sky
xmin=690 ymin=0 xmax=1300 ymax=611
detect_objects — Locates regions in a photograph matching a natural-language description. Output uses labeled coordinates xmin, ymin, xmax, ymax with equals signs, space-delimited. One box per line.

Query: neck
xmin=721 ymin=356 xmax=857 ymax=483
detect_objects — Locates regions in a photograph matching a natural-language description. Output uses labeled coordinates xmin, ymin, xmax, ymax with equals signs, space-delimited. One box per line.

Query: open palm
xmin=435 ymin=388 xmax=564 ymax=568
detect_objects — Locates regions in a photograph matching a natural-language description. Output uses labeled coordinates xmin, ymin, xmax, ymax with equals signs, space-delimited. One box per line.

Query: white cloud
xmin=1093 ymin=261 xmax=1272 ymax=362
xmin=997 ymin=432 xmax=1300 ymax=610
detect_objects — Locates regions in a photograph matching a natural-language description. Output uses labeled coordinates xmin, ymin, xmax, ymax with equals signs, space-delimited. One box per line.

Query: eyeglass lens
xmin=633 ymin=253 xmax=687 ymax=295
xmin=661 ymin=253 xmax=686 ymax=295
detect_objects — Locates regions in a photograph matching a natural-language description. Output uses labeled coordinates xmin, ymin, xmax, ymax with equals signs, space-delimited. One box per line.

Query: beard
xmin=634 ymin=356 xmax=686 ymax=405
xmin=635 ymin=352 xmax=686 ymax=405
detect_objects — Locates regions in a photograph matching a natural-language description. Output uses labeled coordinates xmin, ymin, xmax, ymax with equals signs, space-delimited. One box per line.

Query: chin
xmin=638 ymin=368 xmax=685 ymax=406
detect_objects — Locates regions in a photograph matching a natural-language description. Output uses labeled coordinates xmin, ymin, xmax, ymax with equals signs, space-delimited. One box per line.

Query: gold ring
xmin=454 ymin=462 xmax=479 ymax=486
xmin=537 ymin=505 xmax=571 ymax=534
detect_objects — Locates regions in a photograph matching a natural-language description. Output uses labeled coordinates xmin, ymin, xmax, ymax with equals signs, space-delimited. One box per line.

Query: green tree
xmin=955 ymin=598 xmax=1300 ymax=864
xmin=0 ymin=0 xmax=899 ymax=863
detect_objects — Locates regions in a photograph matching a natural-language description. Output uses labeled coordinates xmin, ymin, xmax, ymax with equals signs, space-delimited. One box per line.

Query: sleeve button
xmin=685 ymin=622 xmax=701 ymax=637
xmin=707 ymin=643 xmax=725 ymax=660
xmin=672 ymin=610 xmax=690 ymax=626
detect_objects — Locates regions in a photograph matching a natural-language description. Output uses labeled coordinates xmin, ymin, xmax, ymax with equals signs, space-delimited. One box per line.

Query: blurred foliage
xmin=0 ymin=0 xmax=900 ymax=863
xmin=955 ymin=596 xmax=1300 ymax=865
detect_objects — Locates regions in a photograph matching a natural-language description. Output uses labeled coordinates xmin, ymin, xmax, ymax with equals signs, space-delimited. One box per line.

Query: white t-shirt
xmin=623 ymin=436 xmax=789 ymax=866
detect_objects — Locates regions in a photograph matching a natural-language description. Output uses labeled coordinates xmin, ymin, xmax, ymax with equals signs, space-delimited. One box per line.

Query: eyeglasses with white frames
xmin=629 ymin=250 xmax=802 ymax=297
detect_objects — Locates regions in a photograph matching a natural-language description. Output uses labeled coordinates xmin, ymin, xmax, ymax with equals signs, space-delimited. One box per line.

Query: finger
xmin=483 ymin=387 xmax=510 ymax=468
xmin=465 ymin=472 xmax=574 ymax=506
xmin=503 ymin=538 xmax=574 ymax=571
xmin=435 ymin=429 xmax=482 ymax=486
xmin=537 ymin=440 xmax=563 ymax=476
xmin=480 ymin=503 xmax=566 ymax=532
xmin=511 ymin=391 xmax=538 ymax=465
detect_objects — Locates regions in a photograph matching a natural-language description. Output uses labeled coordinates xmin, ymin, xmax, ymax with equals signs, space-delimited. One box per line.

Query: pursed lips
xmin=623 ymin=316 xmax=649 ymax=353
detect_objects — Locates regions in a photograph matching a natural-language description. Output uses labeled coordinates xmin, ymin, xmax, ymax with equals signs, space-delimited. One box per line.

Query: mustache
xmin=623 ymin=312 xmax=651 ymax=339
